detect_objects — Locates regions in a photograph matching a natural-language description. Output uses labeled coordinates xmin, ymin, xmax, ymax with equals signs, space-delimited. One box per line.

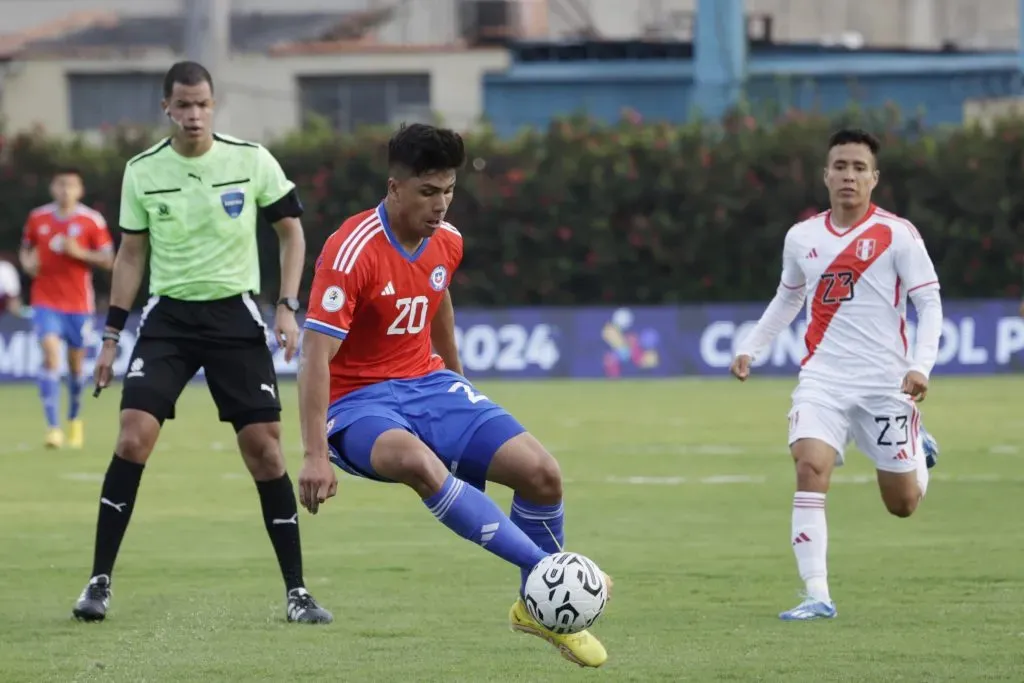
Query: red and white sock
xmin=792 ymin=491 xmax=830 ymax=603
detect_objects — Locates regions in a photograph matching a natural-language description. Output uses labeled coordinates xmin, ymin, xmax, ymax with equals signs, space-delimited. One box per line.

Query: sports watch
xmin=277 ymin=297 xmax=300 ymax=312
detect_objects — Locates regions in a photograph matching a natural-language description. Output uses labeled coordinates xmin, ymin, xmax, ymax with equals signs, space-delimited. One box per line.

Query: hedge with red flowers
xmin=0 ymin=110 xmax=1019 ymax=308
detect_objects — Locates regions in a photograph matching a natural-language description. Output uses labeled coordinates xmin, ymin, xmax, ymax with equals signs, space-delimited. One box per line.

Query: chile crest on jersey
xmin=429 ymin=264 xmax=449 ymax=291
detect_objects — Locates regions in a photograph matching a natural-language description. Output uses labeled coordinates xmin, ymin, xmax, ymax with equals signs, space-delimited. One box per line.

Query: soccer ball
xmin=523 ymin=552 xmax=608 ymax=635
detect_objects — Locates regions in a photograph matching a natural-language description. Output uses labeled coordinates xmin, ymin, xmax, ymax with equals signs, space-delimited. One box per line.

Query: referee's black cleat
xmin=72 ymin=575 xmax=111 ymax=622
xmin=286 ymin=587 xmax=333 ymax=624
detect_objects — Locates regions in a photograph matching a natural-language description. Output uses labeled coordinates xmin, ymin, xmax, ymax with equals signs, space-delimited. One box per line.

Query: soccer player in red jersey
xmin=730 ymin=129 xmax=942 ymax=621
xmin=297 ymin=124 xmax=610 ymax=668
xmin=19 ymin=168 xmax=113 ymax=448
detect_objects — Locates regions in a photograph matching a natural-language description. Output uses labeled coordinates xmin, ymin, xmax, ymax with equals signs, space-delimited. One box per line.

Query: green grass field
xmin=0 ymin=376 xmax=1022 ymax=682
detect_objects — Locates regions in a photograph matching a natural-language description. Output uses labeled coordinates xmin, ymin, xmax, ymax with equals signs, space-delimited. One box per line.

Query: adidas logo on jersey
xmin=805 ymin=248 xmax=818 ymax=259
xmin=381 ymin=281 xmax=396 ymax=296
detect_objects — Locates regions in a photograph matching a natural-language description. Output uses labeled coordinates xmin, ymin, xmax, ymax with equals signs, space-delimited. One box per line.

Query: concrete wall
xmin=1 ymin=48 xmax=509 ymax=140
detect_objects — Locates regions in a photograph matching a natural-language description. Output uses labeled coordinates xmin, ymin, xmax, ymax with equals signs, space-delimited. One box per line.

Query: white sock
xmin=916 ymin=440 xmax=930 ymax=498
xmin=792 ymin=491 xmax=830 ymax=603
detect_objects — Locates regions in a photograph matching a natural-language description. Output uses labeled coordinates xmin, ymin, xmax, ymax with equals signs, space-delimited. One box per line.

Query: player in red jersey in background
xmin=19 ymin=168 xmax=114 ymax=448
xmin=297 ymin=123 xmax=611 ymax=668
xmin=730 ymin=129 xmax=942 ymax=621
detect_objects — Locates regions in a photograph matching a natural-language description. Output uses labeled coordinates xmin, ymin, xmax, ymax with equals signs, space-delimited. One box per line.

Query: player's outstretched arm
xmin=430 ymin=289 xmax=463 ymax=375
xmin=894 ymin=224 xmax=942 ymax=400
xmin=903 ymin=287 xmax=942 ymax=401
xmin=732 ymin=232 xmax=806 ymax=381
xmin=731 ymin=282 xmax=806 ymax=380
xmin=296 ymin=330 xmax=341 ymax=514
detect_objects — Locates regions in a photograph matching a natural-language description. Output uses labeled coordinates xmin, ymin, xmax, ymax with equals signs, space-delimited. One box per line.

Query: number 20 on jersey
xmin=387 ymin=296 xmax=430 ymax=336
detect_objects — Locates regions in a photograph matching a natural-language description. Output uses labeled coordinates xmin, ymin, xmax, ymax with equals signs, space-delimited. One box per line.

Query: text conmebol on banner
xmin=0 ymin=300 xmax=1020 ymax=381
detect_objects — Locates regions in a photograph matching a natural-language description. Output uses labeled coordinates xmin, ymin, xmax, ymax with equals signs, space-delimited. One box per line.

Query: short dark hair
xmin=388 ymin=123 xmax=465 ymax=177
xmin=163 ymin=61 xmax=214 ymax=99
xmin=52 ymin=167 xmax=81 ymax=178
xmin=828 ymin=128 xmax=880 ymax=156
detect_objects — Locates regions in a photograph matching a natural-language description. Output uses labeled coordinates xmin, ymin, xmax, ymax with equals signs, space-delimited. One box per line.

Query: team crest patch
xmin=220 ymin=189 xmax=245 ymax=218
xmin=321 ymin=285 xmax=345 ymax=312
xmin=429 ymin=265 xmax=449 ymax=292
xmin=68 ymin=223 xmax=81 ymax=238
xmin=855 ymin=238 xmax=876 ymax=261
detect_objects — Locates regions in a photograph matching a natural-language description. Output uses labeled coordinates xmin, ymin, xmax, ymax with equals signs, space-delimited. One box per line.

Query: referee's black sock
xmin=91 ymin=454 xmax=145 ymax=579
xmin=255 ymin=474 xmax=305 ymax=592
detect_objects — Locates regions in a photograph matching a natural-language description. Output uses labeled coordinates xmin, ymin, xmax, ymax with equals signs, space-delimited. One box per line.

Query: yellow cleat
xmin=509 ymin=598 xmax=608 ymax=668
xmin=44 ymin=428 xmax=64 ymax=449
xmin=67 ymin=419 xmax=84 ymax=449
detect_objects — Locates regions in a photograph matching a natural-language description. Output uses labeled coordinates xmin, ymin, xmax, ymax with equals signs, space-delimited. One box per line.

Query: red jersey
xmin=304 ymin=203 xmax=464 ymax=402
xmin=22 ymin=203 xmax=112 ymax=313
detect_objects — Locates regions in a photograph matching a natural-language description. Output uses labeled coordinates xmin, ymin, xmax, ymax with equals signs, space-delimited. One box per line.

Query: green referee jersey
xmin=119 ymin=133 xmax=295 ymax=301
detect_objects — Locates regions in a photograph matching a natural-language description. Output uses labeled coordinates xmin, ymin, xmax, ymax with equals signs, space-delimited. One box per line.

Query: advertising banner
xmin=0 ymin=300 xmax=1020 ymax=381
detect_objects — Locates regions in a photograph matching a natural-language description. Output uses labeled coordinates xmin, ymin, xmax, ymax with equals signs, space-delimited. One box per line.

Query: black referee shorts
xmin=120 ymin=294 xmax=282 ymax=432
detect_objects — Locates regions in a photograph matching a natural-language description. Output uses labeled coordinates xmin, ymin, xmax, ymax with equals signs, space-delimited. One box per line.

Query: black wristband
xmin=105 ymin=306 xmax=129 ymax=332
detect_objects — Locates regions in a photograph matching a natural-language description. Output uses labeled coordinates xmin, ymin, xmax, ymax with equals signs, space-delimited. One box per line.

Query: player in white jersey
xmin=730 ymin=129 xmax=943 ymax=621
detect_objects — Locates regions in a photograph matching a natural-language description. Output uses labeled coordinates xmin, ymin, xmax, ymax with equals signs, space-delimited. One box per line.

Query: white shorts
xmin=787 ymin=383 xmax=922 ymax=473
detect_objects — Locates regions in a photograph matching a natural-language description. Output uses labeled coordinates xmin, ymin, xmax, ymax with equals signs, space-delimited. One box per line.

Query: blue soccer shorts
xmin=325 ymin=369 xmax=526 ymax=491
xmin=33 ymin=307 xmax=92 ymax=350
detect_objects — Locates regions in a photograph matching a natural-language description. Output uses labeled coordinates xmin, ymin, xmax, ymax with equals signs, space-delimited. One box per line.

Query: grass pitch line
xmin=601 ymin=473 xmax=1024 ymax=486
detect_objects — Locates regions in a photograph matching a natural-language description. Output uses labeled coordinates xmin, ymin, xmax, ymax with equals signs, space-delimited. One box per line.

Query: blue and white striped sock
xmin=423 ymin=475 xmax=548 ymax=571
xmin=510 ymin=495 xmax=564 ymax=590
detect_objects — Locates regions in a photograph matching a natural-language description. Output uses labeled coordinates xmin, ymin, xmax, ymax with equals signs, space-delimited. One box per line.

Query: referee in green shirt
xmin=73 ymin=61 xmax=332 ymax=625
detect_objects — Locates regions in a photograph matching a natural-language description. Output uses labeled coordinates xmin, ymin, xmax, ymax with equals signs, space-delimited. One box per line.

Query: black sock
xmin=90 ymin=454 xmax=145 ymax=579
xmin=256 ymin=474 xmax=305 ymax=592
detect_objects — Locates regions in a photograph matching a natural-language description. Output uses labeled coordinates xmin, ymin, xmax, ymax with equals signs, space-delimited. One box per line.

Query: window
xmin=67 ymin=73 xmax=164 ymax=131
xmin=298 ymin=74 xmax=431 ymax=132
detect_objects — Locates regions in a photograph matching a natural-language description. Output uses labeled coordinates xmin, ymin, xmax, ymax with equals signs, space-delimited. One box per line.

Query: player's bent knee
xmin=522 ymin=456 xmax=562 ymax=504
xmin=877 ymin=474 xmax=920 ymax=518
xmin=116 ymin=409 xmax=161 ymax=464
xmin=237 ymin=422 xmax=286 ymax=480
xmin=883 ymin=494 xmax=918 ymax=518
xmin=488 ymin=432 xmax=563 ymax=504
xmin=791 ymin=439 xmax=836 ymax=491
xmin=370 ymin=430 xmax=449 ymax=498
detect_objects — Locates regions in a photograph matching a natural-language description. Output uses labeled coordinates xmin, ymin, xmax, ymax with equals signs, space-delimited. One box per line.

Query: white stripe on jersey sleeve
xmin=340 ymin=226 xmax=383 ymax=274
xmin=333 ymin=214 xmax=380 ymax=271
xmin=303 ymin=318 xmax=348 ymax=340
